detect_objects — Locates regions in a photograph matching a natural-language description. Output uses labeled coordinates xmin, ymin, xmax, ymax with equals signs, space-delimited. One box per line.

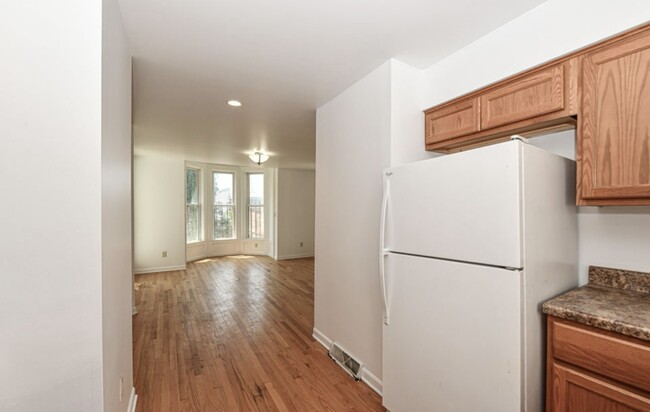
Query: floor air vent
xmin=328 ymin=343 xmax=363 ymax=381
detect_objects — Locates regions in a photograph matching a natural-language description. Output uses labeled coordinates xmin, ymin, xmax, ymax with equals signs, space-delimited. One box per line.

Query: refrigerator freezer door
xmin=383 ymin=253 xmax=522 ymax=412
xmin=386 ymin=140 xmax=522 ymax=268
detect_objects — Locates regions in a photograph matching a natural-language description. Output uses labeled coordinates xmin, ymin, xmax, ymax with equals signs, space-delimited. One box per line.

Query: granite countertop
xmin=543 ymin=266 xmax=650 ymax=341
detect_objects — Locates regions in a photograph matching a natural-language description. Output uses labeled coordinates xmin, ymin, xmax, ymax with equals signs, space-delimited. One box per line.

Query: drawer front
xmin=481 ymin=65 xmax=565 ymax=130
xmin=551 ymin=318 xmax=650 ymax=392
xmin=425 ymin=97 xmax=480 ymax=144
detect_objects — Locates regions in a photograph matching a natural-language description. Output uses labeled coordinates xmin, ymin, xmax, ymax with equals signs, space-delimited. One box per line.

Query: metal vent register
xmin=328 ymin=343 xmax=363 ymax=381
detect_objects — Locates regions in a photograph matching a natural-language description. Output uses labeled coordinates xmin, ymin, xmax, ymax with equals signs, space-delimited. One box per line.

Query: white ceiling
xmin=120 ymin=0 xmax=548 ymax=168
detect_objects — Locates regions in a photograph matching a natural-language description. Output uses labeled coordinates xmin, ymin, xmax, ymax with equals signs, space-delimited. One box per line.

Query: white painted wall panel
xmin=390 ymin=60 xmax=437 ymax=166
xmin=101 ymin=0 xmax=134 ymax=410
xmin=0 ymin=1 xmax=134 ymax=410
xmin=134 ymin=155 xmax=186 ymax=272
xmin=276 ymin=169 xmax=315 ymax=259
xmin=315 ymin=61 xmax=391 ymax=380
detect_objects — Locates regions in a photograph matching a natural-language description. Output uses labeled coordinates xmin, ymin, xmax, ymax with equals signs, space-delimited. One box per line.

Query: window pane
xmin=213 ymin=172 xmax=234 ymax=205
xmin=213 ymin=172 xmax=235 ymax=240
xmin=248 ymin=173 xmax=264 ymax=205
xmin=214 ymin=205 xmax=235 ymax=239
xmin=186 ymin=168 xmax=201 ymax=243
xmin=186 ymin=205 xmax=201 ymax=243
xmin=186 ymin=169 xmax=199 ymax=204
xmin=248 ymin=206 xmax=264 ymax=239
xmin=248 ymin=174 xmax=264 ymax=238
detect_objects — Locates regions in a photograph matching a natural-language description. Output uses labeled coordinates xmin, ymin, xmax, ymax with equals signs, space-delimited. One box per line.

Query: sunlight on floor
xmin=194 ymin=255 xmax=256 ymax=264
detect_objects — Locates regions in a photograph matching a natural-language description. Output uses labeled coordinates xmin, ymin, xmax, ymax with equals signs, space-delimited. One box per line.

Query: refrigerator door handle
xmin=379 ymin=176 xmax=391 ymax=325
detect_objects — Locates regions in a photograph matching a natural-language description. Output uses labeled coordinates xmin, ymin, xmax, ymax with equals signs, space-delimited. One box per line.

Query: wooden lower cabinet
xmin=550 ymin=363 xmax=650 ymax=411
xmin=546 ymin=317 xmax=650 ymax=412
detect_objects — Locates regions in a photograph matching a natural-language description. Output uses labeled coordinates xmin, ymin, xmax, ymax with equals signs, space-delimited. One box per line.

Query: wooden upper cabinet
xmin=422 ymin=23 xmax=650 ymax=206
xmin=480 ymin=65 xmax=565 ymax=130
xmin=424 ymin=59 xmax=578 ymax=153
xmin=424 ymin=97 xmax=480 ymax=145
xmin=578 ymin=29 xmax=650 ymax=205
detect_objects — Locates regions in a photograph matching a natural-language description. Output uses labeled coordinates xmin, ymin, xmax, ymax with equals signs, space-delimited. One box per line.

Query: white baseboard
xmin=127 ymin=387 xmax=138 ymax=412
xmin=361 ymin=368 xmax=383 ymax=396
xmin=276 ymin=253 xmax=315 ymax=261
xmin=134 ymin=264 xmax=186 ymax=274
xmin=312 ymin=327 xmax=333 ymax=349
xmin=311 ymin=327 xmax=383 ymax=396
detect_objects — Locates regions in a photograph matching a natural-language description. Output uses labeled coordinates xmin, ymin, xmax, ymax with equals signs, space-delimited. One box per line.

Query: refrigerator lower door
xmin=383 ymin=253 xmax=522 ymax=412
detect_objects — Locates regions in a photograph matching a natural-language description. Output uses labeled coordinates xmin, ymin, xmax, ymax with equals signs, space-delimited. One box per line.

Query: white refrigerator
xmin=380 ymin=140 xmax=578 ymax=412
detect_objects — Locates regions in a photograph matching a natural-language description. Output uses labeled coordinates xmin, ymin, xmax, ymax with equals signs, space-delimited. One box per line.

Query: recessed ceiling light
xmin=227 ymin=100 xmax=242 ymax=107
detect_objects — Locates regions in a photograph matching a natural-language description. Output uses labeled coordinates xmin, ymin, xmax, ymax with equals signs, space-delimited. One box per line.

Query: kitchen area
xmin=315 ymin=10 xmax=650 ymax=412
xmin=5 ymin=1 xmax=649 ymax=411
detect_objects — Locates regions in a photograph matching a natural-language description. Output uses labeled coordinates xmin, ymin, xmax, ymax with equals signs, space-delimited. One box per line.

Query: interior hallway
xmin=133 ymin=256 xmax=384 ymax=411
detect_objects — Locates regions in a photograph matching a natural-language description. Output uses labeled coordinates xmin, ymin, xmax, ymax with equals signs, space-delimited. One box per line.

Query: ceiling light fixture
xmin=227 ymin=100 xmax=242 ymax=107
xmin=248 ymin=152 xmax=270 ymax=166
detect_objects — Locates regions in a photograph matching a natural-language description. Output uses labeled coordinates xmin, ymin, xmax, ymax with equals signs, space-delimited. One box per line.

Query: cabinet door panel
xmin=425 ymin=97 xmax=480 ymax=144
xmin=551 ymin=363 xmax=650 ymax=412
xmin=481 ymin=65 xmax=565 ymax=130
xmin=579 ymin=30 xmax=650 ymax=202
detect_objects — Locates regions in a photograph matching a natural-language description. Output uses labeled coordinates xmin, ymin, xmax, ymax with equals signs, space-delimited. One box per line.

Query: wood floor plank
xmin=133 ymin=256 xmax=384 ymax=412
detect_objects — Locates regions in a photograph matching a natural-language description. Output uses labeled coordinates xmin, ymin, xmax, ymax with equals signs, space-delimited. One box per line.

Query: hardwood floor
xmin=133 ymin=256 xmax=385 ymax=411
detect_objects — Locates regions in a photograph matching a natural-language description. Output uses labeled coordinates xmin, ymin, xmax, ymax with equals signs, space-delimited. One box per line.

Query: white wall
xmin=276 ymin=169 xmax=315 ymax=259
xmin=0 ymin=1 xmax=133 ymax=410
xmin=134 ymin=154 xmax=186 ymax=273
xmin=315 ymin=61 xmax=391 ymax=384
xmin=0 ymin=3 xmax=103 ymax=409
xmin=390 ymin=60 xmax=437 ymax=166
xmin=578 ymin=206 xmax=650 ymax=281
xmin=101 ymin=0 xmax=134 ymax=410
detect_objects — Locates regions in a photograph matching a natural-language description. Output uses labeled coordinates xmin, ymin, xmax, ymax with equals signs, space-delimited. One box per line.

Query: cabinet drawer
xmin=424 ymin=97 xmax=480 ymax=144
xmin=480 ymin=64 xmax=565 ymax=130
xmin=551 ymin=318 xmax=650 ymax=392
